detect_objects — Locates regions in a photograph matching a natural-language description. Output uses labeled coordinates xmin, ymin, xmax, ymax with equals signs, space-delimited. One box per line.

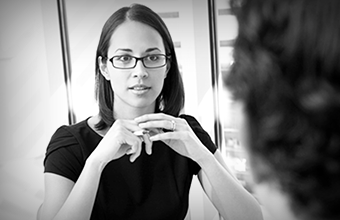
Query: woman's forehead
xmin=108 ymin=21 xmax=165 ymax=55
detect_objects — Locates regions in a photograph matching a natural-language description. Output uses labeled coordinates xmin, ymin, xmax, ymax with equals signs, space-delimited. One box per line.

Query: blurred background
xmin=0 ymin=0 xmax=256 ymax=219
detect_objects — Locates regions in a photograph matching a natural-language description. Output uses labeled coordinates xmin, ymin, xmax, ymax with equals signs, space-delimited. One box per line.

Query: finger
xmin=133 ymin=130 xmax=152 ymax=155
xmin=148 ymin=128 xmax=164 ymax=136
xmin=126 ymin=146 xmax=133 ymax=155
xmin=124 ymin=134 xmax=143 ymax=158
xmin=143 ymin=133 xmax=153 ymax=155
xmin=167 ymin=120 xmax=176 ymax=131
xmin=129 ymin=139 xmax=142 ymax=162
xmin=134 ymin=113 xmax=174 ymax=124
xmin=113 ymin=119 xmax=144 ymax=135
xmin=134 ymin=113 xmax=170 ymax=123
xmin=149 ymin=131 xmax=177 ymax=142
xmin=133 ymin=130 xmax=149 ymax=136
xmin=138 ymin=120 xmax=171 ymax=131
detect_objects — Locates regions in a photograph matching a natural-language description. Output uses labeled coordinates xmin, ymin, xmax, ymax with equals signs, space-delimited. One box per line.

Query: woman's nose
xmin=132 ymin=60 xmax=148 ymax=78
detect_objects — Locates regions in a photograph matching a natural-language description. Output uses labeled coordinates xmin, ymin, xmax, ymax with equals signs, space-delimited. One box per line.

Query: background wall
xmin=0 ymin=0 xmax=70 ymax=219
xmin=0 ymin=0 xmax=223 ymax=219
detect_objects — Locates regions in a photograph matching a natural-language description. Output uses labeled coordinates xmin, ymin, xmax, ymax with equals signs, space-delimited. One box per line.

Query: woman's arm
xmin=197 ymin=149 xmax=263 ymax=220
xmin=39 ymin=157 xmax=105 ymax=220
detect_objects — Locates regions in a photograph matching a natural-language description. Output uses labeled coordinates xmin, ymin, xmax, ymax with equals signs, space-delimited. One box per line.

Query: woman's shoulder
xmin=179 ymin=114 xmax=204 ymax=132
xmin=44 ymin=118 xmax=96 ymax=181
xmin=51 ymin=117 xmax=93 ymax=140
xmin=179 ymin=114 xmax=217 ymax=153
xmin=46 ymin=117 xmax=100 ymax=156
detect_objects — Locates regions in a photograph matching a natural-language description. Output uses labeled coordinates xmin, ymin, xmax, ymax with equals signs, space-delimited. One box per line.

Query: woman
xmin=226 ymin=0 xmax=340 ymax=220
xmin=39 ymin=4 xmax=262 ymax=220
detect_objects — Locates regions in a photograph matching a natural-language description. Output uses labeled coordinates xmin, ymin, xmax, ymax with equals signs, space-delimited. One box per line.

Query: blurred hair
xmin=226 ymin=0 xmax=340 ymax=219
xmin=94 ymin=3 xmax=184 ymax=130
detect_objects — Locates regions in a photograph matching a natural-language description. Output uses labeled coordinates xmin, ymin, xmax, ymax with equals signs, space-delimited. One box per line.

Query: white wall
xmin=0 ymin=0 xmax=70 ymax=220
xmin=0 ymin=0 xmax=230 ymax=219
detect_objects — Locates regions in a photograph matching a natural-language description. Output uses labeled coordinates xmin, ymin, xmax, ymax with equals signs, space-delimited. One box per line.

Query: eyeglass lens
xmin=111 ymin=55 xmax=167 ymax=69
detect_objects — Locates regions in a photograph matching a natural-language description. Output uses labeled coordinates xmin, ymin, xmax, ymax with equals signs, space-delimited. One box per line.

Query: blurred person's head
xmin=225 ymin=0 xmax=340 ymax=219
xmin=95 ymin=3 xmax=184 ymax=130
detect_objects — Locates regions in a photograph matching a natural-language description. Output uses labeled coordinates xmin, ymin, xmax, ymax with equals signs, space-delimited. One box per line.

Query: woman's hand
xmin=135 ymin=113 xmax=206 ymax=161
xmin=90 ymin=119 xmax=152 ymax=164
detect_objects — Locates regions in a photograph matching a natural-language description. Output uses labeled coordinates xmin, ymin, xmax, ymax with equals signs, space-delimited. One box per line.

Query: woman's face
xmin=99 ymin=20 xmax=168 ymax=118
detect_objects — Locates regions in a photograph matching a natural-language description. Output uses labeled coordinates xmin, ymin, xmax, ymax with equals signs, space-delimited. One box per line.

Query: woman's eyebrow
xmin=114 ymin=47 xmax=161 ymax=53
xmin=145 ymin=47 xmax=161 ymax=53
xmin=115 ymin=48 xmax=132 ymax=53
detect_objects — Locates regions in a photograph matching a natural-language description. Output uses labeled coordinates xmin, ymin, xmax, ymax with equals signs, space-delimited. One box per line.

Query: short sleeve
xmin=44 ymin=126 xmax=84 ymax=182
xmin=179 ymin=114 xmax=217 ymax=174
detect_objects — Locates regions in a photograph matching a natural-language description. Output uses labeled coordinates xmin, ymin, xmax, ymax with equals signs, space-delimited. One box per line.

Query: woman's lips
xmin=129 ymin=85 xmax=151 ymax=95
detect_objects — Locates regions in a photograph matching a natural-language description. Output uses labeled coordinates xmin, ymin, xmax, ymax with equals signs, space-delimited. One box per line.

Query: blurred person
xmin=38 ymin=3 xmax=263 ymax=220
xmin=225 ymin=0 xmax=340 ymax=220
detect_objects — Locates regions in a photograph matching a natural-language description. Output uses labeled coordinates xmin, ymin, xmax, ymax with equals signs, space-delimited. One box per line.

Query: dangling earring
xmin=157 ymin=94 xmax=164 ymax=111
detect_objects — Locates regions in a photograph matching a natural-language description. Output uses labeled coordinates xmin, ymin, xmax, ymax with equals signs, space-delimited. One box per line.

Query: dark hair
xmin=94 ymin=4 xmax=184 ymax=130
xmin=226 ymin=0 xmax=340 ymax=219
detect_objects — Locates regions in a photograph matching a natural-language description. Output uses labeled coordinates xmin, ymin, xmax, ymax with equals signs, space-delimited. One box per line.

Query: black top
xmin=44 ymin=114 xmax=217 ymax=220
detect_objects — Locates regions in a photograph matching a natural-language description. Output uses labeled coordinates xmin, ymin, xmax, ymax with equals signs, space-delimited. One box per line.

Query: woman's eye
xmin=117 ymin=56 xmax=132 ymax=62
xmin=147 ymin=55 xmax=159 ymax=61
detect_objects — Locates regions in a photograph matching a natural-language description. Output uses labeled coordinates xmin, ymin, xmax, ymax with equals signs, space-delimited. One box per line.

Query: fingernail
xmin=134 ymin=130 xmax=149 ymax=136
xmin=126 ymin=148 xmax=133 ymax=154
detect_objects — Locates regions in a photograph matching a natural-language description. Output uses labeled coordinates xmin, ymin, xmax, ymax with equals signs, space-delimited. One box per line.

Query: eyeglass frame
xmin=107 ymin=54 xmax=171 ymax=69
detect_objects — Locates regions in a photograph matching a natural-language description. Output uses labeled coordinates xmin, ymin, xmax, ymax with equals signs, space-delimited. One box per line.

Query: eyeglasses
xmin=108 ymin=54 xmax=170 ymax=69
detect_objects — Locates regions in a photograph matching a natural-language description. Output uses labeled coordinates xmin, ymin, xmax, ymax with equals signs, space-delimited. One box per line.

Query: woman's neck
xmin=113 ymin=105 xmax=156 ymax=120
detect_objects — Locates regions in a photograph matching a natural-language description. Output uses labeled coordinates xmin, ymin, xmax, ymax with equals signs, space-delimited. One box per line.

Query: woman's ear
xmin=98 ymin=56 xmax=110 ymax=81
